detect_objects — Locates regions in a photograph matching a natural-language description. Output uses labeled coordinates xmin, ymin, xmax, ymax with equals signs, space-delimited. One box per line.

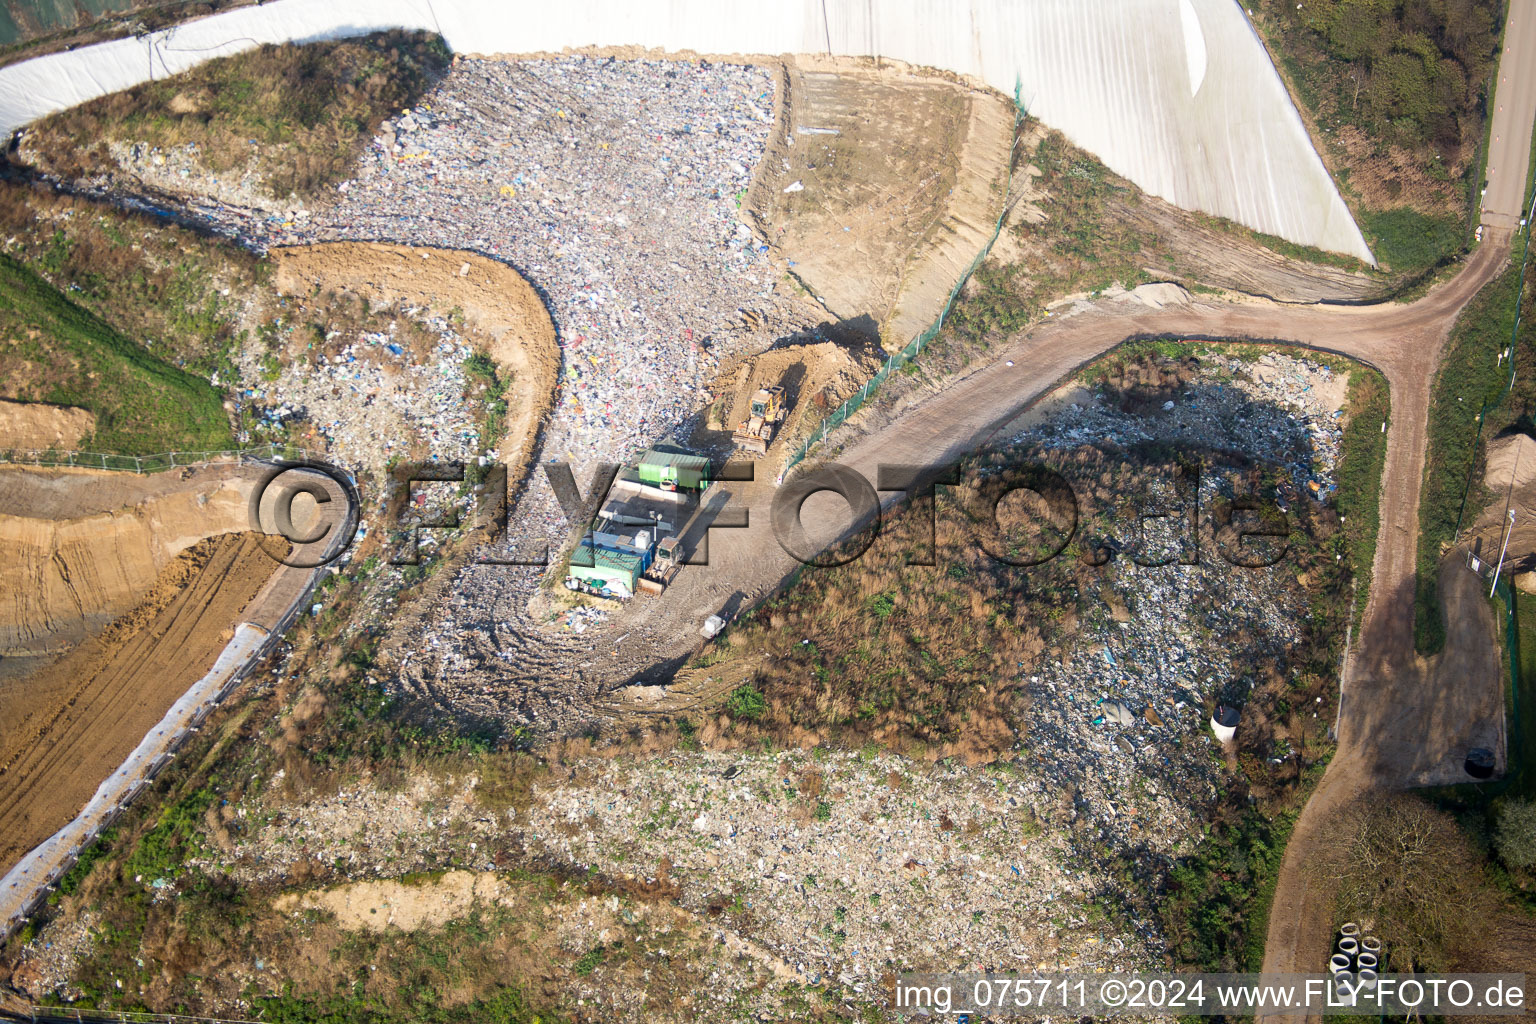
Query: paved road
xmin=1482 ymin=0 xmax=1536 ymax=230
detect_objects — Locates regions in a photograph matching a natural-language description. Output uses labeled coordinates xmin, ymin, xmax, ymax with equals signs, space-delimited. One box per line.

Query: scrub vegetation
xmin=0 ymin=182 xmax=258 ymax=382
xmin=24 ymin=30 xmax=449 ymax=199
xmin=1252 ymin=0 xmax=1503 ymax=270
xmin=0 ymin=252 xmax=233 ymax=453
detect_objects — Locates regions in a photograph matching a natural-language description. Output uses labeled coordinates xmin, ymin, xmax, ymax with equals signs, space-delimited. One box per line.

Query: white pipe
xmin=1492 ymin=508 xmax=1516 ymax=597
xmin=1339 ymin=922 xmax=1360 ymax=938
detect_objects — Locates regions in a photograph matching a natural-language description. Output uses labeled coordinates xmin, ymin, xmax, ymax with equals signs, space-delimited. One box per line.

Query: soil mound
xmin=1484 ymin=432 xmax=1536 ymax=494
xmin=696 ymin=335 xmax=884 ymax=474
xmin=0 ymin=399 xmax=94 ymax=449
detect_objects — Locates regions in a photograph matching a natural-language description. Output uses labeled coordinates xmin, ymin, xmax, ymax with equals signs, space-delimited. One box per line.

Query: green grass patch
xmin=1416 ymin=264 xmax=1523 ymax=652
xmin=252 ymin=986 xmax=552 ymax=1024
xmin=725 ymin=684 xmax=768 ymax=721
xmin=1360 ymin=206 xmax=1467 ymax=274
xmin=1335 ymin=366 xmax=1390 ymax=619
xmin=0 ymin=253 xmax=233 ymax=454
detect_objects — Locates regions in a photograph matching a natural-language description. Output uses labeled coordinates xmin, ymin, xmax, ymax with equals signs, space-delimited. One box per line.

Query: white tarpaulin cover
xmin=0 ymin=0 xmax=1373 ymax=261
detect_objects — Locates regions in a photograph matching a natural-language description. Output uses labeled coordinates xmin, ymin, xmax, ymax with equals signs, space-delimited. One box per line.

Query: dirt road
xmin=1255 ymin=3 xmax=1536 ymax=997
xmin=1482 ymin=0 xmax=1536 ymax=233
xmin=601 ymin=238 xmax=1507 ymax=712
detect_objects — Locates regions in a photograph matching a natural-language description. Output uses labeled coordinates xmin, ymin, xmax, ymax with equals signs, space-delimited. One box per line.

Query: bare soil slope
xmin=746 ymin=57 xmax=1015 ymax=348
xmin=0 ymin=399 xmax=94 ymax=449
xmin=0 ymin=464 xmax=255 ymax=674
xmin=0 ymin=532 xmax=274 ymax=874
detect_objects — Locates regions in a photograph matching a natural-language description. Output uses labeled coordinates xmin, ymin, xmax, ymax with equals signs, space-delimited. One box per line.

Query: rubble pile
xmin=1025 ymin=351 xmax=1350 ymax=496
xmin=198 ymin=754 xmax=1158 ymax=988
xmin=526 ymin=750 xmax=1157 ymax=986
xmin=1003 ymin=350 xmax=1337 ymax=866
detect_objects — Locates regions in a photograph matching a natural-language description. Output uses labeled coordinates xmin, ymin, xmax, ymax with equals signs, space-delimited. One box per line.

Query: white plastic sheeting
xmin=0 ymin=0 xmax=1373 ymax=261
xmin=1 ymin=623 xmax=268 ymax=931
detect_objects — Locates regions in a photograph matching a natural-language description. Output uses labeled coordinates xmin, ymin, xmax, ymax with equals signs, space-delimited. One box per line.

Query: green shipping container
xmin=566 ymin=542 xmax=645 ymax=598
xmin=635 ymin=446 xmax=711 ymax=491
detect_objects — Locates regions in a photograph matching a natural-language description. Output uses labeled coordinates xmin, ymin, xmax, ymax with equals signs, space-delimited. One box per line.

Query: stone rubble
xmin=1023 ymin=350 xmax=1350 ymax=496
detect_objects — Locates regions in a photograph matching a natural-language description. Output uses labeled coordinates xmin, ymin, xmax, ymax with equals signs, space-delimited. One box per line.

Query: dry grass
xmin=682 ymin=416 xmax=1353 ymax=771
xmin=24 ymin=30 xmax=448 ymax=200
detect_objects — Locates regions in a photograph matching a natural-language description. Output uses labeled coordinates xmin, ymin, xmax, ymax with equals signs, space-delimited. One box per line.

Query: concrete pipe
xmin=1335 ymin=976 xmax=1356 ymax=999
xmin=1361 ymin=935 xmax=1382 ymax=954
xmin=1357 ymin=969 xmax=1378 ymax=991
xmin=1339 ymin=922 xmax=1360 ymax=938
xmin=1211 ymin=704 xmax=1240 ymax=742
xmin=1330 ymin=953 xmax=1353 ymax=972
xmin=1337 ymin=936 xmax=1359 ymax=956
xmin=1356 ymin=952 xmax=1378 ymax=970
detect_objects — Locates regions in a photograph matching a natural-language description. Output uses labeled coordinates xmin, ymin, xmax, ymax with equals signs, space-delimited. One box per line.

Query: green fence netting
xmin=777 ymin=83 xmax=1027 ymax=483
xmin=1453 ymin=173 xmax=1536 ymax=788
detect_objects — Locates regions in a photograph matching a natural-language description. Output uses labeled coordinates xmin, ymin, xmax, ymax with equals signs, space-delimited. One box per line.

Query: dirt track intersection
xmin=1 ymin=18 xmax=1534 ymax=1014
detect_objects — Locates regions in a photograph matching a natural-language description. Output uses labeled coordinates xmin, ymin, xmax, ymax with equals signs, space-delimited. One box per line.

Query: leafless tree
xmin=1322 ymin=794 xmax=1496 ymax=971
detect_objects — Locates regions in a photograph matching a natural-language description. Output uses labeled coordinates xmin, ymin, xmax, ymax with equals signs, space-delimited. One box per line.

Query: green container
xmin=566 ymin=542 xmax=645 ymax=598
xmin=635 ymin=445 xmax=711 ymax=491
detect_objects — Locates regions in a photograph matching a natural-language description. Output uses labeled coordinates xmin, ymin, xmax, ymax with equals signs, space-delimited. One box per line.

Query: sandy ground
xmin=0 ymin=466 xmax=256 ymax=678
xmin=0 ymin=533 xmax=275 ymax=874
xmin=270 ymin=243 xmax=559 ymax=492
xmin=0 ymin=400 xmax=94 ymax=450
xmin=273 ymin=871 xmax=514 ymax=933
xmin=746 ymin=56 xmax=1015 ymax=350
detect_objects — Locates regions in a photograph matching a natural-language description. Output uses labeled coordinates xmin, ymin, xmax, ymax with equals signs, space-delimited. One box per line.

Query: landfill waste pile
xmin=1021 ymin=350 xmax=1350 ymax=497
xmin=207 ymin=56 xmax=807 ymax=472
xmin=236 ymin=310 xmax=489 ymax=481
xmin=212 ymin=57 xmax=816 ymax=694
xmin=89 ymin=55 xmax=827 ymax=715
xmin=994 ymin=352 xmax=1347 ymax=874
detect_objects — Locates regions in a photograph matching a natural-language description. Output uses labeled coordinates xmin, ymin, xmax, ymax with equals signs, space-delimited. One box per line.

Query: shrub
xmin=1495 ymin=798 xmax=1536 ymax=869
xmin=725 ymin=684 xmax=769 ymax=721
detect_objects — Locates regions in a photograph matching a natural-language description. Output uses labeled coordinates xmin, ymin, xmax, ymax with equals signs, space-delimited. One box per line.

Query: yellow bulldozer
xmin=732 ymin=385 xmax=787 ymax=455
